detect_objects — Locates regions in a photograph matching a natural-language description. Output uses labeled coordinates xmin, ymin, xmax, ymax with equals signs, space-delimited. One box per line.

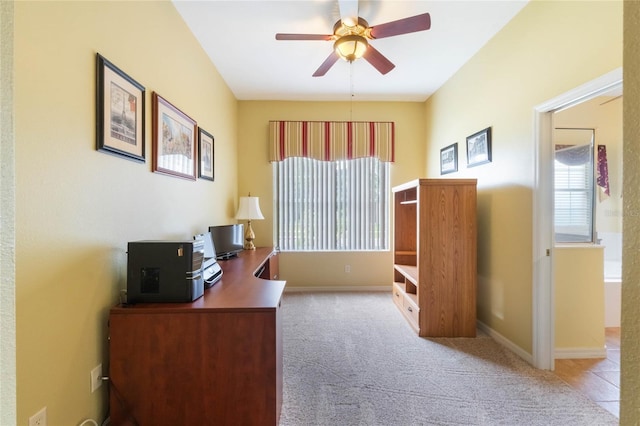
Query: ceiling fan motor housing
xmin=333 ymin=17 xmax=370 ymax=38
xmin=333 ymin=17 xmax=370 ymax=62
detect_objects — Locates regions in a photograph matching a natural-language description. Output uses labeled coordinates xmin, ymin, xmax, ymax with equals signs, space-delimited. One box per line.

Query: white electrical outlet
xmin=28 ymin=406 xmax=47 ymax=426
xmin=91 ymin=363 xmax=103 ymax=393
xmin=344 ymin=264 xmax=351 ymax=273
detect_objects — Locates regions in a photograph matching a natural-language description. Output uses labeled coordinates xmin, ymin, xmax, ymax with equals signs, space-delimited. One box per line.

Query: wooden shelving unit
xmin=392 ymin=179 xmax=477 ymax=337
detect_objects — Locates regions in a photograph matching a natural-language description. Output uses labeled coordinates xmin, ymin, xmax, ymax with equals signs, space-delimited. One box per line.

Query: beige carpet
xmin=279 ymin=292 xmax=617 ymax=426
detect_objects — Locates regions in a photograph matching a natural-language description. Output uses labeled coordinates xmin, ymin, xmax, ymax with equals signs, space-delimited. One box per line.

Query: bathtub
xmin=601 ymin=232 xmax=622 ymax=328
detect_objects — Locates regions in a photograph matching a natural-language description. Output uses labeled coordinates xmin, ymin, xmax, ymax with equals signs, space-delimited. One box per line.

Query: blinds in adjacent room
xmin=553 ymin=128 xmax=595 ymax=243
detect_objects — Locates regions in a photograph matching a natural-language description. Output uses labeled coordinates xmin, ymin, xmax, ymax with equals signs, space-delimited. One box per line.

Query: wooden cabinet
xmin=109 ymin=248 xmax=285 ymax=425
xmin=392 ymin=179 xmax=477 ymax=337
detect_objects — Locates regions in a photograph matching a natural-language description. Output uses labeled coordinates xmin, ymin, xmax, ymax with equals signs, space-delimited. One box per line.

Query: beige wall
xmin=237 ymin=101 xmax=425 ymax=288
xmin=554 ymin=245 xmax=604 ymax=353
xmin=14 ymin=1 xmax=238 ymax=424
xmin=621 ymin=2 xmax=640 ymax=423
xmin=1 ymin=1 xmax=17 ymax=424
xmin=423 ymin=1 xmax=622 ymax=354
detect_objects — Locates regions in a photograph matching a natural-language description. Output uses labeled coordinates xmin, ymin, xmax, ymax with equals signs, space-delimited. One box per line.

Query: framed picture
xmin=440 ymin=143 xmax=458 ymax=175
xmin=152 ymin=93 xmax=197 ymax=180
xmin=96 ymin=53 xmax=145 ymax=162
xmin=198 ymin=128 xmax=215 ymax=181
xmin=466 ymin=127 xmax=492 ymax=167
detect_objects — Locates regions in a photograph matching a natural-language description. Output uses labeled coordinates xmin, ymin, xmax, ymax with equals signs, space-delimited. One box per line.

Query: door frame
xmin=532 ymin=67 xmax=622 ymax=369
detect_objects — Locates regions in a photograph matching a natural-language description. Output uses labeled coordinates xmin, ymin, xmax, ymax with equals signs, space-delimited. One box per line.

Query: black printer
xmin=126 ymin=240 xmax=206 ymax=303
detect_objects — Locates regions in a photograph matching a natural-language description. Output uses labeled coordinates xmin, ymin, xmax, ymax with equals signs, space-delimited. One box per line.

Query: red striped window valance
xmin=269 ymin=121 xmax=395 ymax=162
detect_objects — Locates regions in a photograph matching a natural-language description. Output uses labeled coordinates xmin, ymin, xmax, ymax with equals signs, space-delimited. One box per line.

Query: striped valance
xmin=269 ymin=121 xmax=395 ymax=162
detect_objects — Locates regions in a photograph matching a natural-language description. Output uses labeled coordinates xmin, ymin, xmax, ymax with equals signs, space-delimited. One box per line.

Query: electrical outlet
xmin=28 ymin=407 xmax=47 ymax=426
xmin=344 ymin=264 xmax=351 ymax=273
xmin=91 ymin=364 xmax=103 ymax=393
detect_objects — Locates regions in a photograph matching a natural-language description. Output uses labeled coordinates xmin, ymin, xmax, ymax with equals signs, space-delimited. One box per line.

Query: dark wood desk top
xmin=111 ymin=247 xmax=285 ymax=314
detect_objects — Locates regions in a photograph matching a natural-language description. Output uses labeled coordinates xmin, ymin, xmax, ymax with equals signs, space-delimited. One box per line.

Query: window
xmin=274 ymin=156 xmax=390 ymax=251
xmin=554 ymin=128 xmax=595 ymax=243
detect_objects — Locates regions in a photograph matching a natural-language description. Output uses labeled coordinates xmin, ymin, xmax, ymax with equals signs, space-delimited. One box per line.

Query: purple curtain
xmin=597 ymin=144 xmax=610 ymax=200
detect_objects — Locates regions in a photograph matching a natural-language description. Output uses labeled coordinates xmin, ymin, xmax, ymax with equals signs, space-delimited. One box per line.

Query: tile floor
xmin=554 ymin=327 xmax=620 ymax=418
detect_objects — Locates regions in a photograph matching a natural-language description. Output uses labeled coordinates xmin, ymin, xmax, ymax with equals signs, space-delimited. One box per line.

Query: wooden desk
xmin=109 ymin=247 xmax=285 ymax=425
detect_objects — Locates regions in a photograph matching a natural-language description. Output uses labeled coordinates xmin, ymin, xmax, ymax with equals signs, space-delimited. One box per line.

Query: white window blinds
xmin=554 ymin=138 xmax=595 ymax=243
xmin=274 ymin=157 xmax=389 ymax=251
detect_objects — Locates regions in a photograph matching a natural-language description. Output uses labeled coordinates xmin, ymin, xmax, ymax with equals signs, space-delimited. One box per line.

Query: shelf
xmin=394 ymin=264 xmax=417 ymax=285
xmin=393 ymin=282 xmax=406 ymax=293
xmin=391 ymin=178 xmax=478 ymax=338
xmin=395 ymin=250 xmax=417 ymax=256
xmin=405 ymin=292 xmax=418 ymax=307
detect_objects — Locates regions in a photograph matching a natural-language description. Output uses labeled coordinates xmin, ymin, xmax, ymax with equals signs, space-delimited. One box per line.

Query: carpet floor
xmin=279 ymin=291 xmax=618 ymax=426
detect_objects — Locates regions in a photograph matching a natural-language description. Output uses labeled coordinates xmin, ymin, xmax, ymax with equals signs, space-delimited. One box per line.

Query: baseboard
xmin=477 ymin=320 xmax=534 ymax=365
xmin=477 ymin=321 xmax=608 ymax=362
xmin=284 ymin=285 xmax=391 ymax=293
xmin=554 ymin=347 xmax=607 ymax=359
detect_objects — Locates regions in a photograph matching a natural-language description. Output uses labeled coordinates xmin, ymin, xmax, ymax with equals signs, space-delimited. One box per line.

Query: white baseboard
xmin=477 ymin=321 xmax=608 ymax=362
xmin=477 ymin=320 xmax=534 ymax=365
xmin=554 ymin=347 xmax=607 ymax=359
xmin=284 ymin=285 xmax=391 ymax=293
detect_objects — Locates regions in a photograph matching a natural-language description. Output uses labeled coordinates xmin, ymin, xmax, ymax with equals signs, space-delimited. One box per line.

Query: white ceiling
xmin=173 ymin=0 xmax=528 ymax=102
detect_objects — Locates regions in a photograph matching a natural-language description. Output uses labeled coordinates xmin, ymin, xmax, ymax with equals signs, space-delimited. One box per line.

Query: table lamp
xmin=235 ymin=194 xmax=264 ymax=250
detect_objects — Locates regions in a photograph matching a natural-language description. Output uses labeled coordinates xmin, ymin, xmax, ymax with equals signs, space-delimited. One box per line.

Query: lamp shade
xmin=334 ymin=34 xmax=368 ymax=62
xmin=235 ymin=196 xmax=265 ymax=220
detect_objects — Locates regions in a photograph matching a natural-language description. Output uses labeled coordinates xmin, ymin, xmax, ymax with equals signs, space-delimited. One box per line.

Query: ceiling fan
xmin=275 ymin=0 xmax=431 ymax=77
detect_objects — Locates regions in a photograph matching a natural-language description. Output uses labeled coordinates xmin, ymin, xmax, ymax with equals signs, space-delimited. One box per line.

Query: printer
xmin=194 ymin=231 xmax=223 ymax=288
xmin=126 ymin=240 xmax=206 ymax=303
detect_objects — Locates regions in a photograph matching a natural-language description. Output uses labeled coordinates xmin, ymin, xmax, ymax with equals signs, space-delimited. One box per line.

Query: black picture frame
xmin=96 ymin=53 xmax=145 ymax=162
xmin=440 ymin=143 xmax=458 ymax=175
xmin=198 ymin=127 xmax=214 ymax=181
xmin=466 ymin=127 xmax=492 ymax=167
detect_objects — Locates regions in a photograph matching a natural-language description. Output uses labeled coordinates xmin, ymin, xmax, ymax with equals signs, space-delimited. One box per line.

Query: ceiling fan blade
xmin=369 ymin=13 xmax=431 ymax=39
xmin=338 ymin=0 xmax=359 ymax=27
xmin=276 ymin=33 xmax=333 ymax=41
xmin=312 ymin=52 xmax=340 ymax=77
xmin=362 ymin=45 xmax=395 ymax=75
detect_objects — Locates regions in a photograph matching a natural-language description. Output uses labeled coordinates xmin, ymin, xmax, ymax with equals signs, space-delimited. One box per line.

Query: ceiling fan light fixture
xmin=334 ymin=34 xmax=368 ymax=62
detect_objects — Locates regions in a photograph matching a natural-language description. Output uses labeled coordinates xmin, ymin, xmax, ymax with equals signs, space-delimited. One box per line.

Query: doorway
xmin=553 ymin=101 xmax=623 ymax=332
xmin=549 ymin=82 xmax=622 ymax=418
xmin=532 ymin=68 xmax=622 ymax=370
